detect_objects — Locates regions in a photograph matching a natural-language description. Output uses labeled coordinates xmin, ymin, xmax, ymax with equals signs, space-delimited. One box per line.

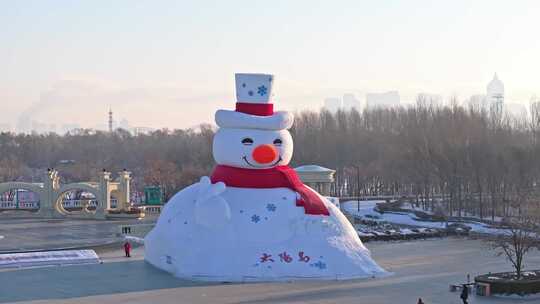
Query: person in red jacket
xmin=123 ymin=241 xmax=132 ymax=257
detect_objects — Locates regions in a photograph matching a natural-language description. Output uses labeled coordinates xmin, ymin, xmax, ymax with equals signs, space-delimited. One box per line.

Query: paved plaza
xmin=0 ymin=218 xmax=145 ymax=252
xmin=1 ymin=238 xmax=539 ymax=303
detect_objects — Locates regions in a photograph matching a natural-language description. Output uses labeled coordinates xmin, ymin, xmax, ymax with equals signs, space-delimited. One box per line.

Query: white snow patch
xmin=341 ymin=200 xmax=509 ymax=235
xmin=0 ymin=250 xmax=101 ymax=269
xmin=125 ymin=236 xmax=145 ymax=244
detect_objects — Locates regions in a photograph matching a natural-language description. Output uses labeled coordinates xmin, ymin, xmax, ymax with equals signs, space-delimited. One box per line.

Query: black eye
xmin=273 ymin=138 xmax=282 ymax=146
xmin=241 ymin=138 xmax=254 ymax=145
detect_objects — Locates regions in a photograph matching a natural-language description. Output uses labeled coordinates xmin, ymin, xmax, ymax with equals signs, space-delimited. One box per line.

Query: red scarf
xmin=211 ymin=165 xmax=330 ymax=216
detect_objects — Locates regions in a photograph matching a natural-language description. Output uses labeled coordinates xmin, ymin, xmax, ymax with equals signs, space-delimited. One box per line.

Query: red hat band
xmin=236 ymin=102 xmax=274 ymax=116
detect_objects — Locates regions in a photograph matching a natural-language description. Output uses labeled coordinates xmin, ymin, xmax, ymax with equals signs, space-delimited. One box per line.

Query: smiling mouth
xmin=242 ymin=156 xmax=283 ymax=168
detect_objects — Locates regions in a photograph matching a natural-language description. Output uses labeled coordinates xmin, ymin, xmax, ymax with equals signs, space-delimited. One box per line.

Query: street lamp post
xmin=357 ymin=165 xmax=361 ymax=213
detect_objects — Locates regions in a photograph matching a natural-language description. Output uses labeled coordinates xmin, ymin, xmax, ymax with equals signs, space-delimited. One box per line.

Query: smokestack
xmin=108 ymin=107 xmax=113 ymax=133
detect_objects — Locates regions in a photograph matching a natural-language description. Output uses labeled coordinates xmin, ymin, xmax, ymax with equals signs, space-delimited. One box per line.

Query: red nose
xmin=252 ymin=144 xmax=278 ymax=164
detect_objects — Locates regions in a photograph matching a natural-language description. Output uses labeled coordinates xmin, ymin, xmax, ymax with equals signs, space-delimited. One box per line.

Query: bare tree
xmin=486 ymin=216 xmax=540 ymax=279
xmin=143 ymin=159 xmax=180 ymax=201
xmin=0 ymin=156 xmax=27 ymax=182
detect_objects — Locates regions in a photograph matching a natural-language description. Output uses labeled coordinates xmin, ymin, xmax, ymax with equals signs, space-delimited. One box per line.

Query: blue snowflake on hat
xmin=257 ymin=85 xmax=267 ymax=96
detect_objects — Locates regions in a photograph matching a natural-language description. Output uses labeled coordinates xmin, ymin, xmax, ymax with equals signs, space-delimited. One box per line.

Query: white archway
xmin=0 ymin=169 xmax=135 ymax=219
xmin=55 ymin=183 xmax=104 ymax=218
xmin=0 ymin=182 xmax=44 ymax=214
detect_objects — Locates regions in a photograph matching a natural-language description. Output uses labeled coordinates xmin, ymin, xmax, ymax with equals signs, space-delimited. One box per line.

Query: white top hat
xmin=215 ymin=73 xmax=293 ymax=130
xmin=235 ymin=73 xmax=274 ymax=103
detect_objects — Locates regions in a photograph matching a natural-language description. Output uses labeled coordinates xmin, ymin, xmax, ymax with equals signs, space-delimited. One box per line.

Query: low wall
xmin=475 ymin=271 xmax=540 ymax=296
xmin=118 ymin=223 xmax=155 ymax=238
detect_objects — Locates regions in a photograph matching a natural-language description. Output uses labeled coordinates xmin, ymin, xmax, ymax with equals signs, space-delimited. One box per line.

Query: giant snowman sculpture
xmin=145 ymin=73 xmax=386 ymax=281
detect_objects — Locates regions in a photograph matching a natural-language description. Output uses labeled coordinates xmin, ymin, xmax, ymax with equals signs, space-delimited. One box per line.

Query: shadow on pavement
xmin=0 ymin=260 xmax=219 ymax=303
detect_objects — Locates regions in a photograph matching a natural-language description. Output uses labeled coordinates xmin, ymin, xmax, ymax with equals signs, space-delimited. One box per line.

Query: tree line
xmin=1 ymin=98 xmax=540 ymax=220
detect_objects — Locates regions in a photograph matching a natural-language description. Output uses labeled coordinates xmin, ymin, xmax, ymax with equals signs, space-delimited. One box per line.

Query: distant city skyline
xmin=2 ymin=73 xmax=535 ymax=134
xmin=12 ymin=107 xmax=157 ymax=135
xmin=2 ymin=1 xmax=540 ymax=132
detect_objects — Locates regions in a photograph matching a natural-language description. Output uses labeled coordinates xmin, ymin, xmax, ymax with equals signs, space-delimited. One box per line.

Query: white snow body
xmin=144 ymin=183 xmax=386 ymax=281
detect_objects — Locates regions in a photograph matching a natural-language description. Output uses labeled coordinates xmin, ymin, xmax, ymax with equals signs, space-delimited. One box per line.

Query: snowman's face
xmin=213 ymin=128 xmax=293 ymax=169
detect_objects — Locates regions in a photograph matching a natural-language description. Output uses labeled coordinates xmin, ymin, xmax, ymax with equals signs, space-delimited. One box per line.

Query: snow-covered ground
xmin=341 ymin=200 xmax=508 ymax=235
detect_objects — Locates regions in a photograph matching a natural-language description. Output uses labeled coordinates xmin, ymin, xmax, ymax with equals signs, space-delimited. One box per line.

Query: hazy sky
xmin=1 ymin=0 xmax=540 ymax=131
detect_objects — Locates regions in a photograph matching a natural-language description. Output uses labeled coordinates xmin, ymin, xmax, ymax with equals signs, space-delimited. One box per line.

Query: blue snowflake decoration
xmin=242 ymin=83 xmax=246 ymax=88
xmin=310 ymin=261 xmax=327 ymax=270
xmin=266 ymin=203 xmax=277 ymax=212
xmin=257 ymin=85 xmax=267 ymax=96
xmin=248 ymin=90 xmax=254 ymax=96
xmin=251 ymin=214 xmax=261 ymax=223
